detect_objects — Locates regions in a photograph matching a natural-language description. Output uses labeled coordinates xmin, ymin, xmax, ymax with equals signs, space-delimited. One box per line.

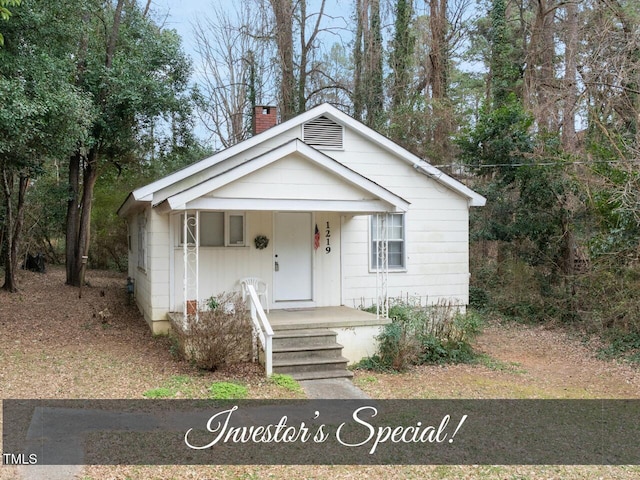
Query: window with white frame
xmin=137 ymin=213 xmax=147 ymax=270
xmin=179 ymin=212 xmax=245 ymax=247
xmin=227 ymin=213 xmax=245 ymax=245
xmin=200 ymin=212 xmax=224 ymax=246
xmin=370 ymin=213 xmax=405 ymax=270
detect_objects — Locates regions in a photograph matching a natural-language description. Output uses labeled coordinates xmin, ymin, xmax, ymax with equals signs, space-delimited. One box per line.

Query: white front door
xmin=274 ymin=212 xmax=313 ymax=302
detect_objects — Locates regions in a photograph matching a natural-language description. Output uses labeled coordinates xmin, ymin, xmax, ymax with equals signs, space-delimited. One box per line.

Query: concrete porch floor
xmin=266 ymin=306 xmax=390 ymax=330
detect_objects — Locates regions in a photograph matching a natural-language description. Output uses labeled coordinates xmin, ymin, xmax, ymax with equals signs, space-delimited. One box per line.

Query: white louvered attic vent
xmin=303 ymin=116 xmax=344 ymax=150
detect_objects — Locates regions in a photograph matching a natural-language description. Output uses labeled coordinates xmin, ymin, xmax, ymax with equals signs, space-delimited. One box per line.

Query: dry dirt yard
xmin=1 ymin=267 xmax=639 ymax=479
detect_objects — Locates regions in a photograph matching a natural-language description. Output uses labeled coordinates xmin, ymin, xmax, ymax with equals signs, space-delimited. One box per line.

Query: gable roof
xmin=156 ymin=138 xmax=410 ymax=213
xmin=118 ymin=103 xmax=484 ymax=217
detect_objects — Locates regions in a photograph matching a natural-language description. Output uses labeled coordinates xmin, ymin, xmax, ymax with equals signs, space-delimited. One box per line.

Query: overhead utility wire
xmin=435 ymin=159 xmax=640 ymax=169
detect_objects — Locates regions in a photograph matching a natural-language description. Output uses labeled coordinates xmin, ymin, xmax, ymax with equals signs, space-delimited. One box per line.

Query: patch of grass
xmin=142 ymin=375 xmax=199 ymax=399
xmin=475 ymin=353 xmax=527 ymax=374
xmin=208 ymin=381 xmax=248 ymax=399
xmin=356 ymin=375 xmax=378 ymax=384
xmin=142 ymin=387 xmax=174 ymax=399
xmin=269 ymin=374 xmax=303 ymax=393
xmin=167 ymin=375 xmax=191 ymax=387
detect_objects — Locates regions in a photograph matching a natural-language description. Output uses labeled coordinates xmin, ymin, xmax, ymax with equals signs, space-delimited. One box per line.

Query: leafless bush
xmin=170 ymin=292 xmax=253 ymax=371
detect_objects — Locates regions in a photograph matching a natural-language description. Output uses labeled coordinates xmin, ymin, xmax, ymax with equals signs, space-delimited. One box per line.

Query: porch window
xmin=200 ymin=212 xmax=224 ymax=246
xmin=370 ymin=213 xmax=405 ymax=270
xmin=227 ymin=213 xmax=245 ymax=246
xmin=179 ymin=212 xmax=245 ymax=247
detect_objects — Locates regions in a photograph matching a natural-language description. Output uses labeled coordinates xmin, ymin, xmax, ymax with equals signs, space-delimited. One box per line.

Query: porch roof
xmin=154 ymin=139 xmax=410 ymax=214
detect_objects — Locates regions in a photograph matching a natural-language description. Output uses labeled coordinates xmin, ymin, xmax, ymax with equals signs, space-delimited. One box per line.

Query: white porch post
xmin=375 ymin=213 xmax=389 ymax=319
xmin=183 ymin=212 xmax=199 ymax=323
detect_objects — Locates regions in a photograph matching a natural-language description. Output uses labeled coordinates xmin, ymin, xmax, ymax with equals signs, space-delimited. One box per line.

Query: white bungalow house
xmin=118 ymin=103 xmax=485 ymax=378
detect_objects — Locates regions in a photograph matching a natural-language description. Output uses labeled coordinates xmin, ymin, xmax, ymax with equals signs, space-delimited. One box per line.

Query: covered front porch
xmin=165 ymin=137 xmax=411 ymax=319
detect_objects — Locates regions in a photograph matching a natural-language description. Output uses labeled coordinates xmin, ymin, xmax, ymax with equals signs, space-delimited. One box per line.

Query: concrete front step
xmin=272 ymin=356 xmax=349 ymax=374
xmin=273 ymin=344 xmax=344 ymax=362
xmin=272 ymin=328 xmax=338 ymax=349
xmin=270 ymin=328 xmax=353 ymax=380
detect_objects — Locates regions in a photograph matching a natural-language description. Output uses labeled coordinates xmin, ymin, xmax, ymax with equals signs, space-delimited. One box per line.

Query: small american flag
xmin=314 ymin=224 xmax=320 ymax=250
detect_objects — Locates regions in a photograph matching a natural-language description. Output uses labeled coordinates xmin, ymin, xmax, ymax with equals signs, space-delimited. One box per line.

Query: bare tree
xmin=561 ymin=0 xmax=580 ymax=151
xmin=415 ymin=0 xmax=472 ymax=161
xmin=193 ymin=2 xmax=272 ymax=147
xmin=265 ymin=0 xmax=346 ymax=117
xmin=524 ymin=0 xmax=561 ymax=132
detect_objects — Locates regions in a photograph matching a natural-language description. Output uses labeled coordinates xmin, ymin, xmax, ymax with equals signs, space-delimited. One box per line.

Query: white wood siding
xmin=210 ymin=154 xmax=376 ymax=202
xmin=329 ymin=126 xmax=471 ymax=308
xmin=170 ymin=210 xmax=342 ymax=311
xmin=128 ymin=208 xmax=153 ymax=330
xmin=313 ymin=212 xmax=341 ymax=306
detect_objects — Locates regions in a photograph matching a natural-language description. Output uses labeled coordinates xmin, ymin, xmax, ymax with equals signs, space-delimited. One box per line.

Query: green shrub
xmin=418 ymin=336 xmax=476 ymax=364
xmin=598 ymin=332 xmax=640 ymax=363
xmin=357 ymin=299 xmax=483 ymax=372
xmin=352 ymin=354 xmax=396 ymax=373
xmin=469 ymin=285 xmax=489 ymax=310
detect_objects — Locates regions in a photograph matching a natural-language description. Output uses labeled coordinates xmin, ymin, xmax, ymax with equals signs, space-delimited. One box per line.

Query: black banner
xmin=2 ymin=399 xmax=639 ymax=465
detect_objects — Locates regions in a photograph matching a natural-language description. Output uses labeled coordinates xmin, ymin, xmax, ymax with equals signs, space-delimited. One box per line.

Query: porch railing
xmin=246 ymin=284 xmax=274 ymax=377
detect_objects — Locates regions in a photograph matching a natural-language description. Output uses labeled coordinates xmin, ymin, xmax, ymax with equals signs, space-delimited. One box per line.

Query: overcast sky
xmin=151 ymin=0 xmax=214 ymax=56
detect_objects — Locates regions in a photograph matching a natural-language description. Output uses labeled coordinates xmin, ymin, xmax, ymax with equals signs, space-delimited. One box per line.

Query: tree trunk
xmin=429 ymin=0 xmax=447 ymax=101
xmin=66 ymin=0 xmax=124 ymax=286
xmin=298 ymin=0 xmax=307 ymax=112
xmin=1 ymin=164 xmax=16 ymax=292
xmin=66 ymin=149 xmax=99 ymax=287
xmin=77 ymin=150 xmax=99 ymax=278
xmin=1 ymin=166 xmax=29 ymax=293
xmin=526 ymin=0 xmax=557 ymax=131
xmin=352 ymin=0 xmax=383 ymax=128
xmin=367 ymin=0 xmax=383 ymax=129
xmin=269 ymin=0 xmax=296 ymax=120
xmin=562 ymin=0 xmax=578 ymax=151
xmin=353 ymin=0 xmax=367 ymax=121
xmin=390 ymin=0 xmax=414 ymax=112
xmin=65 ymin=152 xmax=80 ymax=285
xmin=428 ymin=0 xmax=450 ymax=160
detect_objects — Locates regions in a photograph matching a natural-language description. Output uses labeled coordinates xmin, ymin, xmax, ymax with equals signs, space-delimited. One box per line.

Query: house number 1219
xmin=325 ymin=221 xmax=331 ymax=254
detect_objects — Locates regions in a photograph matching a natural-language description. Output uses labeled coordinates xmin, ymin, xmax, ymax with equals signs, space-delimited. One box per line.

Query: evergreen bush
xmin=355 ymin=298 xmax=483 ymax=372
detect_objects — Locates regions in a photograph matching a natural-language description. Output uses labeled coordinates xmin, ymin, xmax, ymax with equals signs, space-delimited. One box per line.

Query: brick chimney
xmin=252 ymin=106 xmax=278 ymax=135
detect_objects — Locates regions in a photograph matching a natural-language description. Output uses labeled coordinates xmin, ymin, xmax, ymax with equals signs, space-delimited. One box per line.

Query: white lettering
xmin=184 ymin=406 xmax=237 ymax=449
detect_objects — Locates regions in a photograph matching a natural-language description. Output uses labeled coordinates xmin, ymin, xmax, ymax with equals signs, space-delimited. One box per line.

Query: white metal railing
xmin=246 ymin=284 xmax=274 ymax=377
